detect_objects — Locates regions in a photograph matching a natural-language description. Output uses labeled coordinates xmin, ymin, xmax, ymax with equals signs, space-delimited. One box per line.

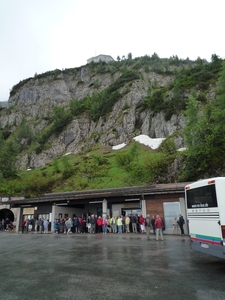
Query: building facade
xmin=87 ymin=54 xmax=114 ymax=64
xmin=0 ymin=182 xmax=190 ymax=234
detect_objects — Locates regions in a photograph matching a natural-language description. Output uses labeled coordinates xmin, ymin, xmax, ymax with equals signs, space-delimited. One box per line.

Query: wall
xmin=146 ymin=194 xmax=184 ymax=217
xmin=146 ymin=193 xmax=187 ymax=234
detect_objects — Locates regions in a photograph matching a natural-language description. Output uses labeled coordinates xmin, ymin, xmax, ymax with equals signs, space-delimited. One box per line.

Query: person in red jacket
xmin=97 ymin=216 xmax=102 ymax=233
xmin=21 ymin=220 xmax=27 ymax=233
xmin=155 ymin=215 xmax=164 ymax=241
xmin=139 ymin=215 xmax=146 ymax=233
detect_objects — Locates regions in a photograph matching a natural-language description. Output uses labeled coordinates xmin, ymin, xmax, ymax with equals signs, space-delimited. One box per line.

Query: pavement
xmin=0 ymin=232 xmax=225 ymax=300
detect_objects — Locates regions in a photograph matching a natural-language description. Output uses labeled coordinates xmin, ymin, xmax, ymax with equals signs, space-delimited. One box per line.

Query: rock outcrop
xmin=0 ymin=64 xmax=189 ymax=169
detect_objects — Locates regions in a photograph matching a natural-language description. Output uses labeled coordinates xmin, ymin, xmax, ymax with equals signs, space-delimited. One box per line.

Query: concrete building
xmin=0 ymin=182 xmax=190 ymax=234
xmin=87 ymin=54 xmax=114 ymax=64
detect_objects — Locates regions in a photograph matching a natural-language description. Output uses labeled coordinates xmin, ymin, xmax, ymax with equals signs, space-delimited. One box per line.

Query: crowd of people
xmin=0 ymin=218 xmax=16 ymax=232
xmin=21 ymin=218 xmax=50 ymax=233
xmin=1 ymin=214 xmax=186 ymax=238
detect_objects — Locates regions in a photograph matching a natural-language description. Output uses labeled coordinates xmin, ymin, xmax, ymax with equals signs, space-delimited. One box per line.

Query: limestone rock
xmin=0 ymin=64 xmax=213 ymax=169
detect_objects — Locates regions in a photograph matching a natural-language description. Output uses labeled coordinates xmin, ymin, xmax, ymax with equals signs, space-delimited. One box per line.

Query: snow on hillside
xmin=112 ymin=135 xmax=165 ymax=150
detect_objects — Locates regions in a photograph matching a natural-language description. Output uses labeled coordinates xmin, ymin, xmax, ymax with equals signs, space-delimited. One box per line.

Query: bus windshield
xmin=186 ymin=184 xmax=218 ymax=209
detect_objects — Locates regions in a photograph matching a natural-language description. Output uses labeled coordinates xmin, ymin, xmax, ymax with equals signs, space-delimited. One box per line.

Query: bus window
xmin=186 ymin=184 xmax=218 ymax=208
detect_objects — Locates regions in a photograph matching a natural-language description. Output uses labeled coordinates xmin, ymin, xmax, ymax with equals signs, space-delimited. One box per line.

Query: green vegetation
xmin=180 ymin=60 xmax=225 ymax=181
xmin=0 ymin=140 xmax=180 ymax=197
xmin=140 ymin=54 xmax=223 ymax=120
xmin=35 ymin=106 xmax=73 ymax=154
xmin=0 ymin=133 xmax=20 ymax=179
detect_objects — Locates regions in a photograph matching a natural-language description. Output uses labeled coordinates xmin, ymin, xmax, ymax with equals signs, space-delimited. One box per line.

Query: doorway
xmin=163 ymin=202 xmax=180 ymax=230
xmin=0 ymin=208 xmax=14 ymax=222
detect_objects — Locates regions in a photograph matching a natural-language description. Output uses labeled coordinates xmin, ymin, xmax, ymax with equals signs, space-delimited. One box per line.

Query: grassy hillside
xmin=0 ymin=139 xmax=182 ymax=197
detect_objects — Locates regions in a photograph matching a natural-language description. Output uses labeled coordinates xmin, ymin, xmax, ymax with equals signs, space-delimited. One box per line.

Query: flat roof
xmin=1 ymin=182 xmax=190 ymax=205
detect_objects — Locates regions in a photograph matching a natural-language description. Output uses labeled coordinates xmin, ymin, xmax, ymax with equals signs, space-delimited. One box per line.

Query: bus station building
xmin=0 ymin=182 xmax=190 ymax=234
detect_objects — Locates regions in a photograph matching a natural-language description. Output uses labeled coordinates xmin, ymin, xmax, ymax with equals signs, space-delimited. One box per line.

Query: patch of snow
xmin=133 ymin=134 xmax=165 ymax=150
xmin=177 ymin=147 xmax=187 ymax=152
xmin=112 ymin=135 xmax=166 ymax=151
xmin=64 ymin=152 xmax=72 ymax=156
xmin=112 ymin=143 xmax=126 ymax=150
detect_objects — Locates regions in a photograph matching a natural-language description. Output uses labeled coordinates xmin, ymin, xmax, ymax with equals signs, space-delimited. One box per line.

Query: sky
xmin=0 ymin=0 xmax=224 ymax=102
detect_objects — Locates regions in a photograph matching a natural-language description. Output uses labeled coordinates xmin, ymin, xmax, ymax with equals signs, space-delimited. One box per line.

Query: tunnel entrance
xmin=0 ymin=209 xmax=14 ymax=222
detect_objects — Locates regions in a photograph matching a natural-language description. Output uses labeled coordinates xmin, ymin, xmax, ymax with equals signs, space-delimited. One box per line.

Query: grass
xmin=0 ymin=140 xmax=180 ymax=197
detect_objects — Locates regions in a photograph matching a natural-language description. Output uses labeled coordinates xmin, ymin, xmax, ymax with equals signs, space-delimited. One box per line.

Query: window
xmin=23 ymin=214 xmax=34 ymax=221
xmin=186 ymin=184 xmax=218 ymax=208
xmin=38 ymin=214 xmax=49 ymax=220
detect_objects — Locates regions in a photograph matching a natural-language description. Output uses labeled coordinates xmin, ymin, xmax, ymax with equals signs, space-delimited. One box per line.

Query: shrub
xmin=142 ymin=88 xmax=165 ymax=114
xmin=115 ymin=153 xmax=133 ymax=167
xmin=93 ymin=155 xmax=108 ymax=166
xmin=159 ymin=139 xmax=176 ymax=154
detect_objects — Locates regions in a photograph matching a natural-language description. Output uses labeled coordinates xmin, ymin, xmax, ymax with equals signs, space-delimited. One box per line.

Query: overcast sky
xmin=0 ymin=0 xmax=224 ymax=102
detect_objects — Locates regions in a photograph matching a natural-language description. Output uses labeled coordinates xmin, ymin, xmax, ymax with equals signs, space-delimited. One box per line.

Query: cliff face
xmin=0 ymin=64 xmax=186 ymax=169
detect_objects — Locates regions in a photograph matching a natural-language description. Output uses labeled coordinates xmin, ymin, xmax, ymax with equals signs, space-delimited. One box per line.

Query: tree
xmin=210 ymin=54 xmax=222 ymax=74
xmin=213 ymin=61 xmax=225 ymax=111
xmin=183 ymin=98 xmax=215 ymax=179
xmin=0 ymin=135 xmax=20 ymax=179
xmin=184 ymin=94 xmax=201 ymax=147
xmin=148 ymin=88 xmax=165 ymax=113
xmin=16 ymin=118 xmax=34 ymax=146
xmin=130 ymin=141 xmax=140 ymax=164
xmin=52 ymin=106 xmax=73 ymax=133
xmin=182 ymin=62 xmax=225 ymax=179
xmin=151 ymin=52 xmax=159 ymax=60
xmin=127 ymin=53 xmax=132 ymax=60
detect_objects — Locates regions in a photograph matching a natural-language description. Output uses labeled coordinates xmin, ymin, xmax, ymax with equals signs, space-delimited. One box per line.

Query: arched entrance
xmin=0 ymin=208 xmax=14 ymax=222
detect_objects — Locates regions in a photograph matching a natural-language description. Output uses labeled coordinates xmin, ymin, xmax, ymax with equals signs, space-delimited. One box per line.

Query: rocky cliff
xmin=0 ymin=60 xmax=199 ymax=169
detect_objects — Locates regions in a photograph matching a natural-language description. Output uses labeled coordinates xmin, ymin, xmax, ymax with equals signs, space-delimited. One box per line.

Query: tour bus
xmin=185 ymin=177 xmax=225 ymax=259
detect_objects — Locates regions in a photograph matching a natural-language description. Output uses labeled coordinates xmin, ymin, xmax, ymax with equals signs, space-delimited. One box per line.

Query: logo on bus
xmin=192 ymin=203 xmax=209 ymax=208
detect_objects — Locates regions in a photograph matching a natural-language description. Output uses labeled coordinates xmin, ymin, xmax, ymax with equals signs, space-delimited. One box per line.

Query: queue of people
xmin=2 ymin=213 xmax=186 ymax=237
xmin=52 ymin=215 xmax=147 ymax=235
xmin=50 ymin=214 xmax=166 ymax=238
xmin=21 ymin=218 xmax=50 ymax=233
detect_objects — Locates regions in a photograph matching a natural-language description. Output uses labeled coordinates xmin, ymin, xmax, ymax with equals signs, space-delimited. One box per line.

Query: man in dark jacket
xmin=151 ymin=216 xmax=156 ymax=234
xmin=178 ymin=214 xmax=185 ymax=235
xmin=73 ymin=217 xmax=79 ymax=233
xmin=39 ymin=218 xmax=44 ymax=234
xmin=90 ymin=215 xmax=97 ymax=233
xmin=130 ymin=214 xmax=137 ymax=233
xmin=146 ymin=214 xmax=151 ymax=240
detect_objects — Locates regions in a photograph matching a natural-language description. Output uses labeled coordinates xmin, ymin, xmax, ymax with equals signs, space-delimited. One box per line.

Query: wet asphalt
xmin=0 ymin=232 xmax=225 ymax=300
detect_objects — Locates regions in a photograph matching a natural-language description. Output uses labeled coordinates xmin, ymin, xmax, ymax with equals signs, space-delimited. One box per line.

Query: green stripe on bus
xmin=190 ymin=233 xmax=221 ymax=242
